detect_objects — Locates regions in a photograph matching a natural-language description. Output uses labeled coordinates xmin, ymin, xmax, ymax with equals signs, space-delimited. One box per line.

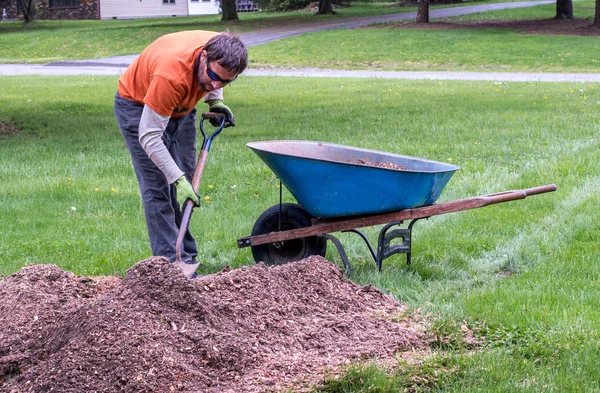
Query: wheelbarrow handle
xmin=480 ymin=184 xmax=557 ymax=205
xmin=523 ymin=184 xmax=558 ymax=196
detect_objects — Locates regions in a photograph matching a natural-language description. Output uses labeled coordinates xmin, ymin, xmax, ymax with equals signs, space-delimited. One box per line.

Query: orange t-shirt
xmin=118 ymin=30 xmax=219 ymax=118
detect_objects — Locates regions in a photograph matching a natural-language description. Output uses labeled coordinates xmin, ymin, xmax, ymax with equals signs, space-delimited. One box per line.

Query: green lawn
xmin=250 ymin=1 xmax=600 ymax=73
xmin=251 ymin=26 xmax=600 ymax=72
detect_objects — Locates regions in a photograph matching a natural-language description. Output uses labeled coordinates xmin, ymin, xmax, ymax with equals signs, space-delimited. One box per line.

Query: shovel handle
xmin=174 ymin=112 xmax=226 ymax=265
xmin=199 ymin=112 xmax=226 ymax=151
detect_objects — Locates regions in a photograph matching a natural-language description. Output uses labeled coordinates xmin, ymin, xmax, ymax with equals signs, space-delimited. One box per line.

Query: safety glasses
xmin=206 ymin=62 xmax=237 ymax=85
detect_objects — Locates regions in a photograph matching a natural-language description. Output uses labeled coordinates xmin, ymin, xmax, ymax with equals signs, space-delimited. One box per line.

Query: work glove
xmin=207 ymin=99 xmax=235 ymax=128
xmin=173 ymin=176 xmax=199 ymax=210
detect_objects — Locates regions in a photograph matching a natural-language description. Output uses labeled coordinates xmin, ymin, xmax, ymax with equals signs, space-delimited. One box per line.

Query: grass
xmin=251 ymin=27 xmax=600 ymax=72
xmin=250 ymin=1 xmax=600 ymax=73
xmin=2 ymin=1 xmax=600 ymax=391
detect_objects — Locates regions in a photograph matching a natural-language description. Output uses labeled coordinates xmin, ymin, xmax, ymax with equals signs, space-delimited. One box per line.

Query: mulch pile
xmin=0 ymin=256 xmax=430 ymax=393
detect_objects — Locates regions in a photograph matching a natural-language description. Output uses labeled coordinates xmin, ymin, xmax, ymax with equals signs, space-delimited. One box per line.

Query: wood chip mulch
xmin=355 ymin=158 xmax=408 ymax=170
xmin=0 ymin=256 xmax=430 ymax=393
xmin=0 ymin=120 xmax=21 ymax=138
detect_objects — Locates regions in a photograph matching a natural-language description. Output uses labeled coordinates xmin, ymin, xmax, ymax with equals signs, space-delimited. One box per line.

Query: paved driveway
xmin=2 ymin=0 xmax=599 ymax=82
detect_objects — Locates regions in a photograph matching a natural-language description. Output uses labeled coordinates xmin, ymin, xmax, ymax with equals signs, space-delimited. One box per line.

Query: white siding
xmin=188 ymin=0 xmax=220 ymax=15
xmin=100 ymin=0 xmax=188 ymax=19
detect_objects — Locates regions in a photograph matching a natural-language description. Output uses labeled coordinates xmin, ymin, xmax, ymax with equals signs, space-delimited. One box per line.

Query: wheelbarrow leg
xmin=375 ymin=218 xmax=427 ymax=271
xmin=376 ymin=221 xmax=410 ymax=271
xmin=319 ymin=234 xmax=353 ymax=276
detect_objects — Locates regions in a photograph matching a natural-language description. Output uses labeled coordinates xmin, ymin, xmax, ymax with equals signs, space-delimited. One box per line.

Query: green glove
xmin=173 ymin=176 xmax=199 ymax=209
xmin=207 ymin=99 xmax=235 ymax=128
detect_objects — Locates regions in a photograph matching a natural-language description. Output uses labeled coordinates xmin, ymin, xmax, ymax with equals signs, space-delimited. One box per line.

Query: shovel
xmin=173 ymin=112 xmax=226 ymax=278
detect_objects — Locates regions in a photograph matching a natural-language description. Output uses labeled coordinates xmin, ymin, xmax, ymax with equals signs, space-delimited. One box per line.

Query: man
xmin=114 ymin=30 xmax=248 ymax=277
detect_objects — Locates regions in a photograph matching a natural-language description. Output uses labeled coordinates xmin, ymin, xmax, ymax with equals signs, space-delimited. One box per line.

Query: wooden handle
xmin=191 ymin=150 xmax=209 ymax=193
xmin=202 ymin=111 xmax=225 ymax=119
xmin=524 ymin=184 xmax=558 ymax=196
xmin=480 ymin=184 xmax=557 ymax=207
xmin=175 ymin=202 xmax=194 ymax=263
xmin=480 ymin=190 xmax=527 ymax=205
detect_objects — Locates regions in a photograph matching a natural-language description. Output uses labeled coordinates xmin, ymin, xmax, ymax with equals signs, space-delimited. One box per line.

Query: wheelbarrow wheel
xmin=251 ymin=203 xmax=327 ymax=266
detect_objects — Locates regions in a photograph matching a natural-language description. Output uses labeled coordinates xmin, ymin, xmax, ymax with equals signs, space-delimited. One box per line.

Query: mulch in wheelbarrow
xmin=0 ymin=256 xmax=431 ymax=393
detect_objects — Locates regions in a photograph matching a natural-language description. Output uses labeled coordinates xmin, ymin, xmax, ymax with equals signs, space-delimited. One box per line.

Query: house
xmin=100 ymin=0 xmax=189 ymax=20
xmin=188 ymin=0 xmax=258 ymax=16
xmin=188 ymin=0 xmax=220 ymax=17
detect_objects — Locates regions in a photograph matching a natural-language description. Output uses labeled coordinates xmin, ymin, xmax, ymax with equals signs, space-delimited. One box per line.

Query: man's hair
xmin=204 ymin=31 xmax=248 ymax=75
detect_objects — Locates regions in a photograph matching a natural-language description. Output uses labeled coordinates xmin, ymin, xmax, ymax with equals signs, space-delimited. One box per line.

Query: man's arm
xmin=204 ymin=87 xmax=223 ymax=102
xmin=138 ymin=105 xmax=184 ymax=184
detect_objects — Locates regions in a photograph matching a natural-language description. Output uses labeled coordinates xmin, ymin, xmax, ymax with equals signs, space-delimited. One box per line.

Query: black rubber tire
xmin=250 ymin=203 xmax=327 ymax=266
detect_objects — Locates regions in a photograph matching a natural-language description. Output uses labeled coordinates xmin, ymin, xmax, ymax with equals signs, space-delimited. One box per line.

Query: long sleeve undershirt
xmin=137 ymin=90 xmax=224 ymax=184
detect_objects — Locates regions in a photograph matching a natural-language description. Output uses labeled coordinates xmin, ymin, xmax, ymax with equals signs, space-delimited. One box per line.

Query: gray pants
xmin=114 ymin=93 xmax=198 ymax=264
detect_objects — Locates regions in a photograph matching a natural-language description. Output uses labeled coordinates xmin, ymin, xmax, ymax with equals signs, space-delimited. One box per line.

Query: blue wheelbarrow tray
xmin=247 ymin=140 xmax=460 ymax=218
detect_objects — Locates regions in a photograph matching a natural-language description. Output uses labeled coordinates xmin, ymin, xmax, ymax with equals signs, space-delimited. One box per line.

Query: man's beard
xmin=198 ymin=78 xmax=215 ymax=92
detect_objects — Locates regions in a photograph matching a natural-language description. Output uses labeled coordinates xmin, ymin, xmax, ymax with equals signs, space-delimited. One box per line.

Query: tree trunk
xmin=19 ymin=0 xmax=35 ymax=23
xmin=416 ymin=0 xmax=429 ymax=23
xmin=316 ymin=0 xmax=335 ymax=15
xmin=555 ymin=0 xmax=573 ymax=20
xmin=220 ymin=0 xmax=239 ymax=22
xmin=594 ymin=0 xmax=600 ymax=26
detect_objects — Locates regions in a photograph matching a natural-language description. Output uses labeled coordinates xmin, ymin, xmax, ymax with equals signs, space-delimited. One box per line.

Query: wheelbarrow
xmin=236 ymin=140 xmax=557 ymax=274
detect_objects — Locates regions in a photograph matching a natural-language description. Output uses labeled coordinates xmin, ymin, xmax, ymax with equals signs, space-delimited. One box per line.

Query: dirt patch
xmin=0 ymin=120 xmax=21 ymax=138
xmin=392 ymin=18 xmax=600 ymax=37
xmin=0 ymin=256 xmax=430 ymax=392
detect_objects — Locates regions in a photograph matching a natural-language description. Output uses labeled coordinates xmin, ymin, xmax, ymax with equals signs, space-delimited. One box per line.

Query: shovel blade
xmin=173 ymin=260 xmax=200 ymax=279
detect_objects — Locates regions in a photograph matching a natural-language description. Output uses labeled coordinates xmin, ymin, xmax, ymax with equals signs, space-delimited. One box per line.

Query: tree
xmin=555 ymin=0 xmax=573 ymax=19
xmin=18 ymin=0 xmax=36 ymax=23
xmin=416 ymin=0 xmax=429 ymax=23
xmin=220 ymin=0 xmax=239 ymax=21
xmin=316 ymin=0 xmax=335 ymax=15
xmin=594 ymin=0 xmax=600 ymax=26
